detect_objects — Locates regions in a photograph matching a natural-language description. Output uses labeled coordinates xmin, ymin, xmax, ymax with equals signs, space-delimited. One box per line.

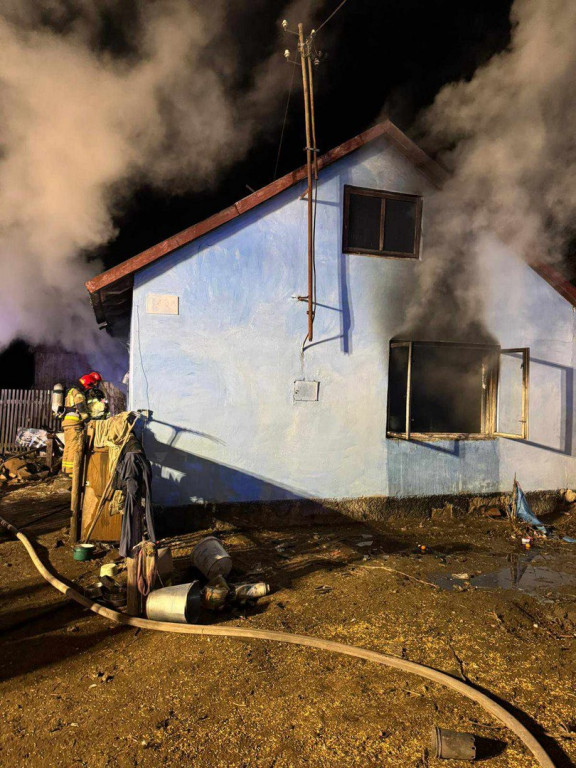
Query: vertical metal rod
xmin=307 ymin=55 xmax=318 ymax=180
xmin=299 ymin=23 xmax=314 ymax=343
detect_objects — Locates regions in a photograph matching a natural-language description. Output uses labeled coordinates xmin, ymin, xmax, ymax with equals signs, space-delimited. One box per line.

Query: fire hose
xmin=0 ymin=514 xmax=555 ymax=768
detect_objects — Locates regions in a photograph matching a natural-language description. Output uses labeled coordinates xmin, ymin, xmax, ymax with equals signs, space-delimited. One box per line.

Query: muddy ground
xmin=0 ymin=481 xmax=575 ymax=768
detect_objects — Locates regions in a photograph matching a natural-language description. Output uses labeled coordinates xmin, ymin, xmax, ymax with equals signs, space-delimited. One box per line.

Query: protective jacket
xmin=86 ymin=387 xmax=109 ymax=420
xmin=64 ymin=385 xmax=109 ymax=423
xmin=64 ymin=386 xmax=90 ymax=423
xmin=62 ymin=381 xmax=108 ymax=477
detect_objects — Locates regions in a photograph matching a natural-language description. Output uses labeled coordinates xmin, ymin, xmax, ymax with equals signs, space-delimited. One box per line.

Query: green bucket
xmin=73 ymin=543 xmax=95 ymax=562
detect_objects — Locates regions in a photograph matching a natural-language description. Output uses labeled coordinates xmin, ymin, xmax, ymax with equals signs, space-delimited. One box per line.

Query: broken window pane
xmin=346 ymin=192 xmax=381 ymax=251
xmin=383 ymin=198 xmax=417 ymax=254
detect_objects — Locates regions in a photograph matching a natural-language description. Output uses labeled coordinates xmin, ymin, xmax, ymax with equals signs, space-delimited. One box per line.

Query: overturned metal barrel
xmin=193 ymin=536 xmax=232 ymax=580
xmin=146 ymin=581 xmax=202 ymax=624
xmin=431 ymin=727 xmax=476 ymax=761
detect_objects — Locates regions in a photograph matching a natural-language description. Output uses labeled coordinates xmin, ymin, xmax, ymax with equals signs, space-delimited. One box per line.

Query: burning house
xmin=85 ymin=120 xmax=576 ymax=513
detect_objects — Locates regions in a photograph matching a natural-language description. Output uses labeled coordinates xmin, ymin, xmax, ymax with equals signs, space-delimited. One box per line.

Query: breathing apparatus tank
xmin=51 ymin=383 xmax=65 ymax=417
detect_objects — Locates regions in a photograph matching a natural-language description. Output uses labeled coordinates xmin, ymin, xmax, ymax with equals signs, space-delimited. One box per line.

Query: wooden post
xmin=405 ymin=342 xmax=413 ymax=441
xmin=69 ymin=430 xmax=85 ymax=543
xmin=45 ymin=435 xmax=55 ymax=472
xmin=126 ymin=554 xmax=141 ymax=617
xmin=298 ymin=23 xmax=314 ymax=343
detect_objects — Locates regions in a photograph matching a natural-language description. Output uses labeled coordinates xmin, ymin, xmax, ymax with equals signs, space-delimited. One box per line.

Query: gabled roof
xmin=532 ymin=263 xmax=576 ymax=306
xmin=86 ymin=119 xmax=447 ymax=334
xmin=86 ymin=118 xmax=576 ymax=336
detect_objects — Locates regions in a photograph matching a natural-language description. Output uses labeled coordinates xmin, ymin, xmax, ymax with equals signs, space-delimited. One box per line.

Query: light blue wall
xmin=130 ymin=137 xmax=576 ymax=506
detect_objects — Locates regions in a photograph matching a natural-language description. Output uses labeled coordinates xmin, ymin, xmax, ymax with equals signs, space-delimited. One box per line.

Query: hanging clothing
xmin=115 ymin=448 xmax=155 ymax=558
xmin=92 ymin=412 xmax=136 ymax=475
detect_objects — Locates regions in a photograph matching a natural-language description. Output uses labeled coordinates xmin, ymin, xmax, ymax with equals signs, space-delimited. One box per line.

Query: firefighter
xmin=61 ymin=371 xmax=108 ymax=475
xmin=86 ymin=383 xmax=110 ymax=421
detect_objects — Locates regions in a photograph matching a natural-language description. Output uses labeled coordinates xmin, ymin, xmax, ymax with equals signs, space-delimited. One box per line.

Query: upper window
xmin=387 ymin=341 xmax=530 ymax=440
xmin=343 ymin=185 xmax=422 ymax=258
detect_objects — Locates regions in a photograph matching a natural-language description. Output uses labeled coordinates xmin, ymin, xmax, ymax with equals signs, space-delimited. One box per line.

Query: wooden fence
xmin=0 ymin=389 xmax=57 ymax=454
xmin=0 ymin=383 xmax=126 ymax=453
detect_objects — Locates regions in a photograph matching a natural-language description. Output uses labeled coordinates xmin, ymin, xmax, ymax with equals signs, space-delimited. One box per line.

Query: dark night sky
xmin=99 ymin=0 xmax=514 ymax=271
xmin=1 ymin=0 xmax=515 ymax=387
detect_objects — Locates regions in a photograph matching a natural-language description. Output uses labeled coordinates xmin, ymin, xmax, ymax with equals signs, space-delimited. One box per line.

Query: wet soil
xmin=1 ymin=481 xmax=575 ymax=768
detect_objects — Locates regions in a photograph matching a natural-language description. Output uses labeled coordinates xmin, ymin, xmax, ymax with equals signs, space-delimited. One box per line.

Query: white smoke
xmin=405 ymin=0 xmax=576 ymax=339
xmin=0 ymin=0 xmax=321 ymax=365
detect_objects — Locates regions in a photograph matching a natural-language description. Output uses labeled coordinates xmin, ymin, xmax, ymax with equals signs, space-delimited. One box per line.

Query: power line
xmin=316 ymin=0 xmax=350 ymax=33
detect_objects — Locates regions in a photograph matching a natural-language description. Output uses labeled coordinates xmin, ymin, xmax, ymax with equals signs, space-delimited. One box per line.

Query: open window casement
xmin=387 ymin=341 xmax=413 ymax=439
xmin=387 ymin=341 xmax=529 ymax=440
xmin=494 ymin=348 xmax=530 ymax=439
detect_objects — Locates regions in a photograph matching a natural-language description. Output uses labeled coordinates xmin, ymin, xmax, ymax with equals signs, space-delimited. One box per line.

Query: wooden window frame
xmin=386 ymin=341 xmax=530 ymax=441
xmin=342 ymin=185 xmax=423 ymax=259
xmin=494 ymin=348 xmax=530 ymax=440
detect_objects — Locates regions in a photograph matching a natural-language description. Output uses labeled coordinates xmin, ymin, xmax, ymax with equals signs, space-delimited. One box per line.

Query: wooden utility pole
xmin=298 ymin=23 xmax=315 ymax=343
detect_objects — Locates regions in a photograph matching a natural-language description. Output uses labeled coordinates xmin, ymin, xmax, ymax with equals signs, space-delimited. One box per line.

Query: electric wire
xmin=273 ymin=63 xmax=296 ymax=181
xmin=316 ymin=0 xmax=350 ymax=33
xmin=0 ymin=513 xmax=556 ymax=768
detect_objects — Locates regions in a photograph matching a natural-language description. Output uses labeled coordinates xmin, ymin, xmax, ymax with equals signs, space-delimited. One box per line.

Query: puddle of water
xmin=432 ymin=555 xmax=576 ymax=599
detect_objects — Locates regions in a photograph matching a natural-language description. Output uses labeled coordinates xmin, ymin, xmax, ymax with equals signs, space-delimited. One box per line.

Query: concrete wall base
xmin=154 ymin=490 xmax=565 ymax=536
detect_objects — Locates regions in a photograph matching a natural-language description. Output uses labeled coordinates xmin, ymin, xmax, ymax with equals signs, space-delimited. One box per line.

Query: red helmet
xmin=79 ymin=371 xmax=103 ymax=389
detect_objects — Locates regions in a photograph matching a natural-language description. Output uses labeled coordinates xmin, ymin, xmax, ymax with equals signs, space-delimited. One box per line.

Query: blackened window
xmin=387 ymin=341 xmax=530 ymax=440
xmin=343 ymin=186 xmax=422 ymax=258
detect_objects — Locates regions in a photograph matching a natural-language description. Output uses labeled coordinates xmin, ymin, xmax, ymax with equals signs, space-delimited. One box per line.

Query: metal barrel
xmin=146 ymin=581 xmax=202 ymax=624
xmin=432 ymin=727 xmax=476 ymax=760
xmin=192 ymin=536 xmax=232 ymax=580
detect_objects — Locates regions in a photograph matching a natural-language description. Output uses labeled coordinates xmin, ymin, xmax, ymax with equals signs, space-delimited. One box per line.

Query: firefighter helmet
xmin=79 ymin=371 xmax=103 ymax=390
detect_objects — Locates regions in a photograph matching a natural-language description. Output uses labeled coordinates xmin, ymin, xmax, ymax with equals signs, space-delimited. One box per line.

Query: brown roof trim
xmin=86 ymin=119 xmax=447 ymax=295
xmin=532 ymin=263 xmax=576 ymax=307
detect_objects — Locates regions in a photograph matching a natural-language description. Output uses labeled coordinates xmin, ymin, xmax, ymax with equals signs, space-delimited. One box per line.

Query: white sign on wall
xmin=146 ymin=293 xmax=179 ymax=315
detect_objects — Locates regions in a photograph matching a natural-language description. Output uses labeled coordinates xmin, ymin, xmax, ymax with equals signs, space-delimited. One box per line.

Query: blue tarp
xmin=510 ymin=479 xmax=576 ymax=543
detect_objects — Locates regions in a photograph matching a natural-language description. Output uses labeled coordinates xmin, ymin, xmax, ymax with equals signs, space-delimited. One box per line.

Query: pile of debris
xmin=81 ymin=535 xmax=270 ymax=623
xmin=1 ymin=427 xmax=62 ymax=486
xmin=0 ymin=454 xmax=51 ymax=485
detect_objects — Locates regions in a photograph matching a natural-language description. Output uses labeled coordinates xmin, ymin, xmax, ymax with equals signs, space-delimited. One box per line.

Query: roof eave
xmin=85 ymin=119 xmax=447 ymax=297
